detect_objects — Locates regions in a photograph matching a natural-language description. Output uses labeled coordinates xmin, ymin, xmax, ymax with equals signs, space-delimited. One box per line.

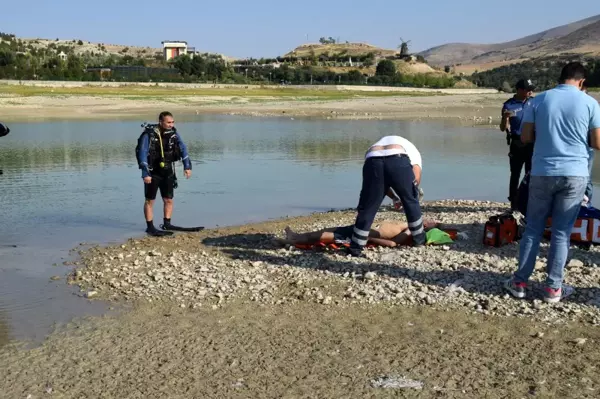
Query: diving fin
xmin=146 ymin=228 xmax=174 ymax=237
xmin=160 ymin=223 xmax=205 ymax=232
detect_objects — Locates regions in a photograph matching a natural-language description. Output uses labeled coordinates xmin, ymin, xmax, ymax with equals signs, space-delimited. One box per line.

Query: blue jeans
xmin=585 ymin=152 xmax=594 ymax=203
xmin=514 ymin=176 xmax=587 ymax=289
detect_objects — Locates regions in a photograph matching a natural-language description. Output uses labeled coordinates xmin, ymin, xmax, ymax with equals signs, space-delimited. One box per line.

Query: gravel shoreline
xmin=3 ymin=199 xmax=600 ymax=398
xmin=70 ymin=199 xmax=600 ymax=325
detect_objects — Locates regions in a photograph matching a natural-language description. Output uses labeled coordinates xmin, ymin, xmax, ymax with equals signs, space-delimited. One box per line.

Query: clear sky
xmin=2 ymin=0 xmax=599 ymax=59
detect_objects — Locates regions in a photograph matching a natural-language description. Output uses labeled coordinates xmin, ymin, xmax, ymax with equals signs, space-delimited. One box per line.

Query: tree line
xmin=0 ymin=31 xmax=455 ymax=88
xmin=171 ymin=56 xmax=457 ymax=88
xmin=470 ymin=56 xmax=600 ymax=91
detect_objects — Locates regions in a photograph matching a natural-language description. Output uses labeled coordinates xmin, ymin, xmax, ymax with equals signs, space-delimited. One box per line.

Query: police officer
xmin=347 ymin=135 xmax=426 ymax=257
xmin=500 ymin=78 xmax=535 ymax=210
xmin=138 ymin=111 xmax=192 ymax=236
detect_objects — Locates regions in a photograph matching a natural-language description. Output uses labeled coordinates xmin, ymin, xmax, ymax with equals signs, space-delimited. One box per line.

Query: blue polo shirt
xmin=502 ymin=96 xmax=532 ymax=135
xmin=523 ymin=84 xmax=600 ymax=177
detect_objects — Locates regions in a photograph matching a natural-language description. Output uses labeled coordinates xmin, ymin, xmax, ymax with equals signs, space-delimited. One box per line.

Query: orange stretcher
xmin=294 ymin=229 xmax=458 ymax=250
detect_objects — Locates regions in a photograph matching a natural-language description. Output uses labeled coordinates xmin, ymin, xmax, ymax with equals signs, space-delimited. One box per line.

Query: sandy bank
xmin=1 ymin=80 xmax=597 ymax=124
xmin=2 ymin=200 xmax=600 ymax=398
xmin=0 ymin=92 xmax=508 ymax=124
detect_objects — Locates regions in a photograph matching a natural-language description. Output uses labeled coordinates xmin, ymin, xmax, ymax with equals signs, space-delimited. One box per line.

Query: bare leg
xmin=144 ymin=199 xmax=154 ymax=222
xmin=389 ymin=219 xmax=441 ymax=245
xmin=163 ymin=198 xmax=173 ymax=219
xmin=279 ymin=226 xmax=337 ymax=245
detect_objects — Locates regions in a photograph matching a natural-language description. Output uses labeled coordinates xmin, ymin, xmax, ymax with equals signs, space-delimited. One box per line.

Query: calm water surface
xmin=1 ymin=115 xmax=599 ymax=344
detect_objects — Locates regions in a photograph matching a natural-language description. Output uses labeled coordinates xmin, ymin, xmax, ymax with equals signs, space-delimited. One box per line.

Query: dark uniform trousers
xmin=349 ymin=154 xmax=425 ymax=256
xmin=508 ymin=134 xmax=533 ymax=209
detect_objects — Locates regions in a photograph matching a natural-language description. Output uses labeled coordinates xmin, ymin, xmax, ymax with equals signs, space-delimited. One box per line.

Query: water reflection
xmin=1 ymin=117 xmax=506 ymax=169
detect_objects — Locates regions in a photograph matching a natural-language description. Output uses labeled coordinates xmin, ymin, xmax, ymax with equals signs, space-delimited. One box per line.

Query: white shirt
xmin=365 ymin=136 xmax=422 ymax=169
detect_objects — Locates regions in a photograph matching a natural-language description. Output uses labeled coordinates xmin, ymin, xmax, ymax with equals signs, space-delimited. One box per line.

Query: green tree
xmin=0 ymin=50 xmax=14 ymax=67
xmin=172 ymin=54 xmax=192 ymax=75
xmin=66 ymin=55 xmax=84 ymax=79
xmin=363 ymin=53 xmax=375 ymax=67
xmin=347 ymin=69 xmax=364 ymax=83
xmin=375 ymin=59 xmax=396 ymax=77
xmin=190 ymin=55 xmax=206 ymax=77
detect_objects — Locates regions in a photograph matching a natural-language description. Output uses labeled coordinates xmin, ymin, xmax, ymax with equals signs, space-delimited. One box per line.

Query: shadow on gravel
xmin=203 ymin=230 xmax=600 ymax=309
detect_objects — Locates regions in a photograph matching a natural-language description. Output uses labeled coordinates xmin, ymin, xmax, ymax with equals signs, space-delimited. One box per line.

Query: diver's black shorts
xmin=144 ymin=173 xmax=175 ymax=200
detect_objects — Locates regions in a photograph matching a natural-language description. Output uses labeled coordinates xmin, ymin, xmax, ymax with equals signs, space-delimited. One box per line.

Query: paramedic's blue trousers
xmin=349 ymin=154 xmax=425 ymax=255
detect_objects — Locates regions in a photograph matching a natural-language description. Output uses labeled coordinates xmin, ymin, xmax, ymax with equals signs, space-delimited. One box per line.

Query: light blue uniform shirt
xmin=523 ymin=84 xmax=600 ymax=177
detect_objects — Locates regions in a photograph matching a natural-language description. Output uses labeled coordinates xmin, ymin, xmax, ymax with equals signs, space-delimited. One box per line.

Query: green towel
xmin=425 ymin=228 xmax=454 ymax=245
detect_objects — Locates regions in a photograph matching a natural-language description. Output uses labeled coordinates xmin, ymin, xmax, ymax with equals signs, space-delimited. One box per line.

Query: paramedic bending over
xmin=347 ymin=135 xmax=425 ymax=257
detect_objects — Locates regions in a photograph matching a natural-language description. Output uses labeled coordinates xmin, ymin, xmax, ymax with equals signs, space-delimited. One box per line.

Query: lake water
xmin=1 ymin=115 xmax=599 ymax=344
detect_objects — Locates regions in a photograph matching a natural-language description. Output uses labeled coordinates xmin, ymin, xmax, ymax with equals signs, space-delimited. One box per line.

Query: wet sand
xmin=2 ymin=300 xmax=599 ymax=398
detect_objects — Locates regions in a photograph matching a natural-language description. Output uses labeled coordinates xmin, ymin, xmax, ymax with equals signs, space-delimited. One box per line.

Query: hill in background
xmin=419 ymin=14 xmax=600 ymax=72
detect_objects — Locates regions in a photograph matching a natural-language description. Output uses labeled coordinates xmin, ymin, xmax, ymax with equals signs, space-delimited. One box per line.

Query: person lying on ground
xmin=277 ymin=219 xmax=440 ymax=248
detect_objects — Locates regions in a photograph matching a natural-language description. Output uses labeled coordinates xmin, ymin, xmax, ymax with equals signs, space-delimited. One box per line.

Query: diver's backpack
xmin=135 ymin=123 xmax=157 ymax=169
xmin=135 ymin=123 xmax=183 ymax=169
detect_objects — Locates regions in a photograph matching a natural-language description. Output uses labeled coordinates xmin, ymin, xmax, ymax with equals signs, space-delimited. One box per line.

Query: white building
xmin=161 ymin=41 xmax=188 ymax=61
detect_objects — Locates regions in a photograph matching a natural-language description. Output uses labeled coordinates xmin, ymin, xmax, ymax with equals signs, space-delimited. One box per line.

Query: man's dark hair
xmin=559 ymin=62 xmax=587 ymax=83
xmin=159 ymin=111 xmax=173 ymax=121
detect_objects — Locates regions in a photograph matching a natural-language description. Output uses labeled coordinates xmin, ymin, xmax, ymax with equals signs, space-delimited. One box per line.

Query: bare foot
xmin=423 ymin=219 xmax=440 ymax=230
xmin=284 ymin=226 xmax=299 ymax=241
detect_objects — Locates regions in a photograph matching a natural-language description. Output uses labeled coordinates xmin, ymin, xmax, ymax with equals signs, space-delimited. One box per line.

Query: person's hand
xmin=143 ymin=176 xmax=152 ymax=184
xmin=393 ymin=198 xmax=403 ymax=211
xmin=184 ymin=169 xmax=192 ymax=179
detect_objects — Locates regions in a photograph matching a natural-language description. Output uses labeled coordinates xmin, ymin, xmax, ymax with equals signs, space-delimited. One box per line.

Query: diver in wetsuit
xmin=137 ymin=111 xmax=199 ymax=236
xmin=0 ymin=122 xmax=8 ymax=138
xmin=0 ymin=122 xmax=9 ymax=175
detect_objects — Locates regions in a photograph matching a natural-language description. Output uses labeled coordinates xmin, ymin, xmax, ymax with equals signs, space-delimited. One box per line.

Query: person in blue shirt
xmin=500 ymin=78 xmax=536 ymax=209
xmin=138 ymin=111 xmax=192 ymax=236
xmin=504 ymin=62 xmax=600 ymax=303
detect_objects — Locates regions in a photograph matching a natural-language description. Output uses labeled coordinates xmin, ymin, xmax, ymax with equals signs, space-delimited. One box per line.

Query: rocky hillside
xmin=419 ymin=14 xmax=600 ymax=68
xmin=14 ymin=37 xmax=161 ymax=58
xmin=284 ymin=42 xmax=397 ymax=58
